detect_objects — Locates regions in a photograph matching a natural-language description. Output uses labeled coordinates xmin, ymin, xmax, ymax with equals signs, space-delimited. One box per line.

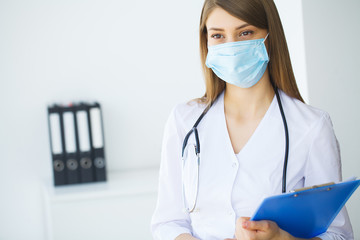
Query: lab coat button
xmin=232 ymin=162 xmax=238 ymax=168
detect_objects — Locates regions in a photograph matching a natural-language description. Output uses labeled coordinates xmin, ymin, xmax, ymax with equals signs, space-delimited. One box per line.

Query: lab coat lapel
xmin=191 ymin=91 xmax=237 ymax=238
xmin=201 ymin=91 xmax=238 ymax=166
xmin=195 ymin=92 xmax=238 ymax=210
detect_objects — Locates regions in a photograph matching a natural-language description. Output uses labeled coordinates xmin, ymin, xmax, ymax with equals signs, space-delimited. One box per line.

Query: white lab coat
xmin=151 ymin=90 xmax=353 ymax=240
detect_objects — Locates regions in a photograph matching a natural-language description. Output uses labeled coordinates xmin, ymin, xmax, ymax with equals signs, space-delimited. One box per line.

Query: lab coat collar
xmin=198 ymin=91 xmax=238 ymax=165
xmin=203 ymin=90 xmax=277 ymax=162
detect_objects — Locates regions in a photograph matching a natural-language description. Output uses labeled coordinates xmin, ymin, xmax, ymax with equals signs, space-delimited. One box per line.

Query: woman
xmin=151 ymin=0 xmax=353 ymax=239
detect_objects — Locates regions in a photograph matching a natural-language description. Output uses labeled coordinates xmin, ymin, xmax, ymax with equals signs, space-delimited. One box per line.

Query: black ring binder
xmin=47 ymin=102 xmax=107 ymax=186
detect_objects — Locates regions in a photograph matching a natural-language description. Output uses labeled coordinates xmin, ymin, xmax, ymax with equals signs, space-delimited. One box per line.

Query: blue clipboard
xmin=251 ymin=179 xmax=360 ymax=238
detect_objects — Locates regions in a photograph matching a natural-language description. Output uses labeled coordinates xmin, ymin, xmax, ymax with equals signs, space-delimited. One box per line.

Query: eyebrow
xmin=208 ymin=23 xmax=250 ymax=32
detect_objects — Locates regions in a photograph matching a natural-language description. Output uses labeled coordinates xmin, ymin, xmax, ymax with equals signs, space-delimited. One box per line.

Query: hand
xmin=235 ymin=217 xmax=290 ymax=240
xmin=175 ymin=233 xmax=200 ymax=240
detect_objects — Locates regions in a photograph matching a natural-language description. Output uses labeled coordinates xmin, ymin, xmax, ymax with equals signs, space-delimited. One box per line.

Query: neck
xmin=224 ymin=73 xmax=274 ymax=120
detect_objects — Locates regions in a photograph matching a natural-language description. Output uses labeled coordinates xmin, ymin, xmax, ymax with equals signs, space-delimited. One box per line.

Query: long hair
xmin=198 ymin=0 xmax=304 ymax=105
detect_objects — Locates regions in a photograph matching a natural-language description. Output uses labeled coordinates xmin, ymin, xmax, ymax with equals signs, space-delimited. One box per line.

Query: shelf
xmin=44 ymin=167 xmax=159 ymax=203
xmin=43 ymin=167 xmax=160 ymax=240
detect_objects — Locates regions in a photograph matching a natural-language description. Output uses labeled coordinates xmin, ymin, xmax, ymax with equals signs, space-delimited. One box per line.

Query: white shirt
xmin=151 ymin=90 xmax=353 ymax=240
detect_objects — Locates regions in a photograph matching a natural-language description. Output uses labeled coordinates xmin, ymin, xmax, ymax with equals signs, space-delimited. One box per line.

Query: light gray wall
xmin=274 ymin=0 xmax=309 ymax=102
xmin=302 ymin=0 xmax=360 ymax=237
xmin=0 ymin=0 xmax=204 ymax=239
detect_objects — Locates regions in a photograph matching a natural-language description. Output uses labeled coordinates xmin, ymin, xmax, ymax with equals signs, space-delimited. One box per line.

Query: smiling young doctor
xmin=151 ymin=0 xmax=353 ymax=239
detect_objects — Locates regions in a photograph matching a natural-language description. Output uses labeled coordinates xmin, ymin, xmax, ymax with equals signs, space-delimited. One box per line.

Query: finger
xmin=244 ymin=220 xmax=276 ymax=231
xmin=236 ymin=216 xmax=251 ymax=226
xmin=224 ymin=238 xmax=236 ymax=240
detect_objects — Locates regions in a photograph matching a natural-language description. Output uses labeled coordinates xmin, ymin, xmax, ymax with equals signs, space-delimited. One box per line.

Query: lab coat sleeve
xmin=151 ymin=106 xmax=193 ymax=240
xmin=304 ymin=113 xmax=353 ymax=240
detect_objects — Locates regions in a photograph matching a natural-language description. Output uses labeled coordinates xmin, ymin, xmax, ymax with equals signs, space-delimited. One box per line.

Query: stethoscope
xmin=181 ymin=85 xmax=289 ymax=213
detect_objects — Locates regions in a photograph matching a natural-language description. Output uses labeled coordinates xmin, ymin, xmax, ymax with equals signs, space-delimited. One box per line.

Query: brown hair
xmin=198 ymin=0 xmax=304 ymax=105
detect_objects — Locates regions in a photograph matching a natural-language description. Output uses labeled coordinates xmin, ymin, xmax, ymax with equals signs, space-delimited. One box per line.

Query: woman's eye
xmin=211 ymin=34 xmax=223 ymax=39
xmin=240 ymin=30 xmax=254 ymax=37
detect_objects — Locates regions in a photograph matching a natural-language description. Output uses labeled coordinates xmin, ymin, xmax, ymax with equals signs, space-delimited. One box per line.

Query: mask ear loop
xmin=263 ymin=33 xmax=269 ymax=43
xmin=263 ymin=33 xmax=270 ymax=61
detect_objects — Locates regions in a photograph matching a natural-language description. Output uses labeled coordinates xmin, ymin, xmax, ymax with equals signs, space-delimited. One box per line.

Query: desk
xmin=42 ymin=168 xmax=158 ymax=240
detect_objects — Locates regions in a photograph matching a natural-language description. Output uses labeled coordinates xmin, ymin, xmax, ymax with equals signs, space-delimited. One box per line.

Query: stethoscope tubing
xmin=274 ymin=88 xmax=289 ymax=193
xmin=181 ymin=86 xmax=289 ymax=213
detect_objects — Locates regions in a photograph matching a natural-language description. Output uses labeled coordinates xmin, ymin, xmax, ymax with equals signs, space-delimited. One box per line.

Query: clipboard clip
xmin=291 ymin=182 xmax=335 ymax=193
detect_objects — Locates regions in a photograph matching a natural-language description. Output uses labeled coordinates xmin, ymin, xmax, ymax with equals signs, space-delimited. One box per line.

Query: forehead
xmin=206 ymin=7 xmax=247 ymax=29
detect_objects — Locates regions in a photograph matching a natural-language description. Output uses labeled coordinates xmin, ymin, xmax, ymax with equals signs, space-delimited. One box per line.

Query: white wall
xmin=302 ymin=0 xmax=360 ymax=237
xmin=274 ymin=0 xmax=309 ymax=102
xmin=0 ymin=0 xmax=204 ymax=239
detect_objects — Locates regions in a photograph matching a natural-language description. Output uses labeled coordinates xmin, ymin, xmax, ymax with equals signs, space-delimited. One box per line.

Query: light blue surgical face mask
xmin=205 ymin=33 xmax=269 ymax=88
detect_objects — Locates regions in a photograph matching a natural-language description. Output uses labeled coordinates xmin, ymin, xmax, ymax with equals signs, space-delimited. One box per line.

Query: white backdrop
xmin=0 ymin=0 xmax=204 ymax=238
xmin=302 ymin=0 xmax=360 ymax=237
xmin=0 ymin=0 xmax=357 ymax=239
